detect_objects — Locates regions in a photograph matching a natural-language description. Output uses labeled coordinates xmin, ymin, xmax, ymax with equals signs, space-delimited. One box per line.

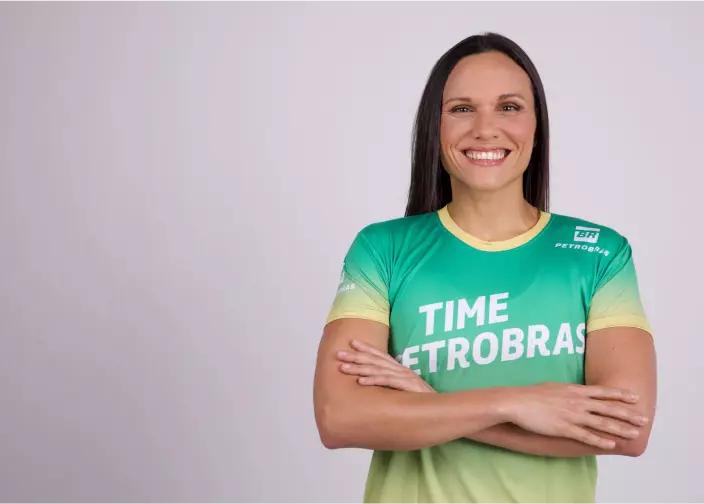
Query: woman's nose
xmin=471 ymin=111 xmax=499 ymax=139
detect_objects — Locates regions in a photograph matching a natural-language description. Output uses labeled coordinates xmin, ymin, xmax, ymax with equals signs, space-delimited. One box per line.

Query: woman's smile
xmin=462 ymin=148 xmax=512 ymax=167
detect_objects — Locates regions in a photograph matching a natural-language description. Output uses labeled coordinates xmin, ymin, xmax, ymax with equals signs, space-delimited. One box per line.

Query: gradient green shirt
xmin=325 ymin=204 xmax=652 ymax=503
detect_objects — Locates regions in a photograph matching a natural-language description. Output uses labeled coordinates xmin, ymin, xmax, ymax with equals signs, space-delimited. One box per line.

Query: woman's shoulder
xmin=357 ymin=209 xmax=438 ymax=243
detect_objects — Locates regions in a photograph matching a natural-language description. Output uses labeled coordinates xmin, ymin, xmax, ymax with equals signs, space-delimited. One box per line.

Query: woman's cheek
xmin=503 ymin=115 xmax=536 ymax=141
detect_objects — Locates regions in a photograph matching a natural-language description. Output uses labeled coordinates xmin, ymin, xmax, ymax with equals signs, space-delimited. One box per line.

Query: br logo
xmin=573 ymin=225 xmax=600 ymax=244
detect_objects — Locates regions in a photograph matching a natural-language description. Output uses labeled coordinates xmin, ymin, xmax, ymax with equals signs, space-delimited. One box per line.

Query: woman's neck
xmin=446 ymin=189 xmax=540 ymax=243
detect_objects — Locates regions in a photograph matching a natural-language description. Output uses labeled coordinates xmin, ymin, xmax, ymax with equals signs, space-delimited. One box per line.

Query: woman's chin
xmin=455 ymin=174 xmax=511 ymax=193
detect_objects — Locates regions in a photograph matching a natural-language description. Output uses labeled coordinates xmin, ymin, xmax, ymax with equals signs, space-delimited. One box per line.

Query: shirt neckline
xmin=436 ymin=203 xmax=552 ymax=252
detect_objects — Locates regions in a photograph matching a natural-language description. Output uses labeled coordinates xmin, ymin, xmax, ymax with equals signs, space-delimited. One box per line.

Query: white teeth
xmin=465 ymin=149 xmax=507 ymax=160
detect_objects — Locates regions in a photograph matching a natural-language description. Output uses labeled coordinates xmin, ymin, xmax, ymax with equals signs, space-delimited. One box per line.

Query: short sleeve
xmin=325 ymin=228 xmax=390 ymax=326
xmin=586 ymin=236 xmax=652 ymax=335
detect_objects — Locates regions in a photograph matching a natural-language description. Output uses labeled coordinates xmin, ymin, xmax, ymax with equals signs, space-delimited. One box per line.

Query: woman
xmin=313 ymin=32 xmax=657 ymax=503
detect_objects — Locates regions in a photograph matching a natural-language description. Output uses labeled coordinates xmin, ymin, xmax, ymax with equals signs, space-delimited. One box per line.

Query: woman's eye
xmin=451 ymin=105 xmax=470 ymax=113
xmin=502 ymin=103 xmax=522 ymax=112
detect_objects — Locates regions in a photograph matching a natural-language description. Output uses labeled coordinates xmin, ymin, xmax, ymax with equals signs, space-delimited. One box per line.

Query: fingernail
xmin=337 ymin=351 xmax=347 ymax=357
xmin=639 ymin=416 xmax=649 ymax=424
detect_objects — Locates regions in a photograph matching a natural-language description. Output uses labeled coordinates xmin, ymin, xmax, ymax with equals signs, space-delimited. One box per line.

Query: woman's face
xmin=440 ymin=51 xmax=537 ymax=196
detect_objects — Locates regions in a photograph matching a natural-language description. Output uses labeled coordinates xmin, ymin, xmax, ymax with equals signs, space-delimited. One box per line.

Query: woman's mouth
xmin=463 ymin=148 xmax=511 ymax=167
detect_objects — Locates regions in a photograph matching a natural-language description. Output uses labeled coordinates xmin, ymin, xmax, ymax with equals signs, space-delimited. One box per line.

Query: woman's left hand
xmin=336 ymin=339 xmax=437 ymax=393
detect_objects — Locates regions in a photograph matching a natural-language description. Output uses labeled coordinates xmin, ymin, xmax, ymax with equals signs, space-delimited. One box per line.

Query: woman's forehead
xmin=443 ymin=53 xmax=533 ymax=102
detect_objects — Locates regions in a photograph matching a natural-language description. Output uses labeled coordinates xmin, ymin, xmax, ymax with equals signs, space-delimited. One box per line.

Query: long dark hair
xmin=405 ymin=32 xmax=550 ymax=217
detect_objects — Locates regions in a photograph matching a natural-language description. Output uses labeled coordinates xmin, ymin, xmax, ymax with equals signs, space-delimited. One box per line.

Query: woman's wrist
xmin=490 ymin=386 xmax=519 ymax=424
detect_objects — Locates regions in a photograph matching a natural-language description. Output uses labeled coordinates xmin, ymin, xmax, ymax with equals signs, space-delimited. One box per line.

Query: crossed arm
xmin=317 ymin=320 xmax=657 ymax=455
xmin=464 ymin=326 xmax=657 ymax=457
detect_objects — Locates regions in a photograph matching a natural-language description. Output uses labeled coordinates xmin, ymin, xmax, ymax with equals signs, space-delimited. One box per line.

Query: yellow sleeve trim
xmin=587 ymin=314 xmax=653 ymax=335
xmin=325 ymin=312 xmax=390 ymax=327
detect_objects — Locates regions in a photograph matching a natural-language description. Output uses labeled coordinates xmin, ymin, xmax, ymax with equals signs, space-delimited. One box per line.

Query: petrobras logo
xmin=573 ymin=225 xmax=600 ymax=244
xmin=336 ymin=265 xmax=356 ymax=293
xmin=554 ymin=225 xmax=609 ymax=256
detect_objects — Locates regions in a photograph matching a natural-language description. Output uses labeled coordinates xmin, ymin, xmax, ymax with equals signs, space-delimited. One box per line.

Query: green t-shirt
xmin=325 ymin=203 xmax=652 ymax=503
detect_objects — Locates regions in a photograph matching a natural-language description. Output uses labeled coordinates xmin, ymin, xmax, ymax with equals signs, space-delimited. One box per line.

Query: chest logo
xmin=553 ymin=225 xmax=610 ymax=256
xmin=573 ymin=225 xmax=600 ymax=244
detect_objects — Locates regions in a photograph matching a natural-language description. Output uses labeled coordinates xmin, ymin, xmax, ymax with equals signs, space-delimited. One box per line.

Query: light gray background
xmin=0 ymin=1 xmax=701 ymax=502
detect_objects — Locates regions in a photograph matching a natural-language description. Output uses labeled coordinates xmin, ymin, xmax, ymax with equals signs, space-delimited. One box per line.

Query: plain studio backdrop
xmin=0 ymin=2 xmax=700 ymax=502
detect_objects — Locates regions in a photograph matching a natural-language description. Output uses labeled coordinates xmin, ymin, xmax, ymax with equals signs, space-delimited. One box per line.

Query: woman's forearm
xmin=464 ymin=423 xmax=629 ymax=457
xmin=322 ymin=385 xmax=512 ymax=451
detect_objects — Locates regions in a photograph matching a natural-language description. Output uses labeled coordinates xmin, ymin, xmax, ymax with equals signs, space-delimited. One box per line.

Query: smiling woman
xmin=313 ymin=31 xmax=656 ymax=504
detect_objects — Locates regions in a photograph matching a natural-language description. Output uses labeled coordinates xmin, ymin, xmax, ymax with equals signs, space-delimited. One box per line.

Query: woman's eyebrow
xmin=443 ymin=93 xmax=527 ymax=105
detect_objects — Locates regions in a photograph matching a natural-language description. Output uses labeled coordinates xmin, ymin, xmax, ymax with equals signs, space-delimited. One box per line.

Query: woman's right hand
xmin=498 ymin=382 xmax=649 ymax=449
